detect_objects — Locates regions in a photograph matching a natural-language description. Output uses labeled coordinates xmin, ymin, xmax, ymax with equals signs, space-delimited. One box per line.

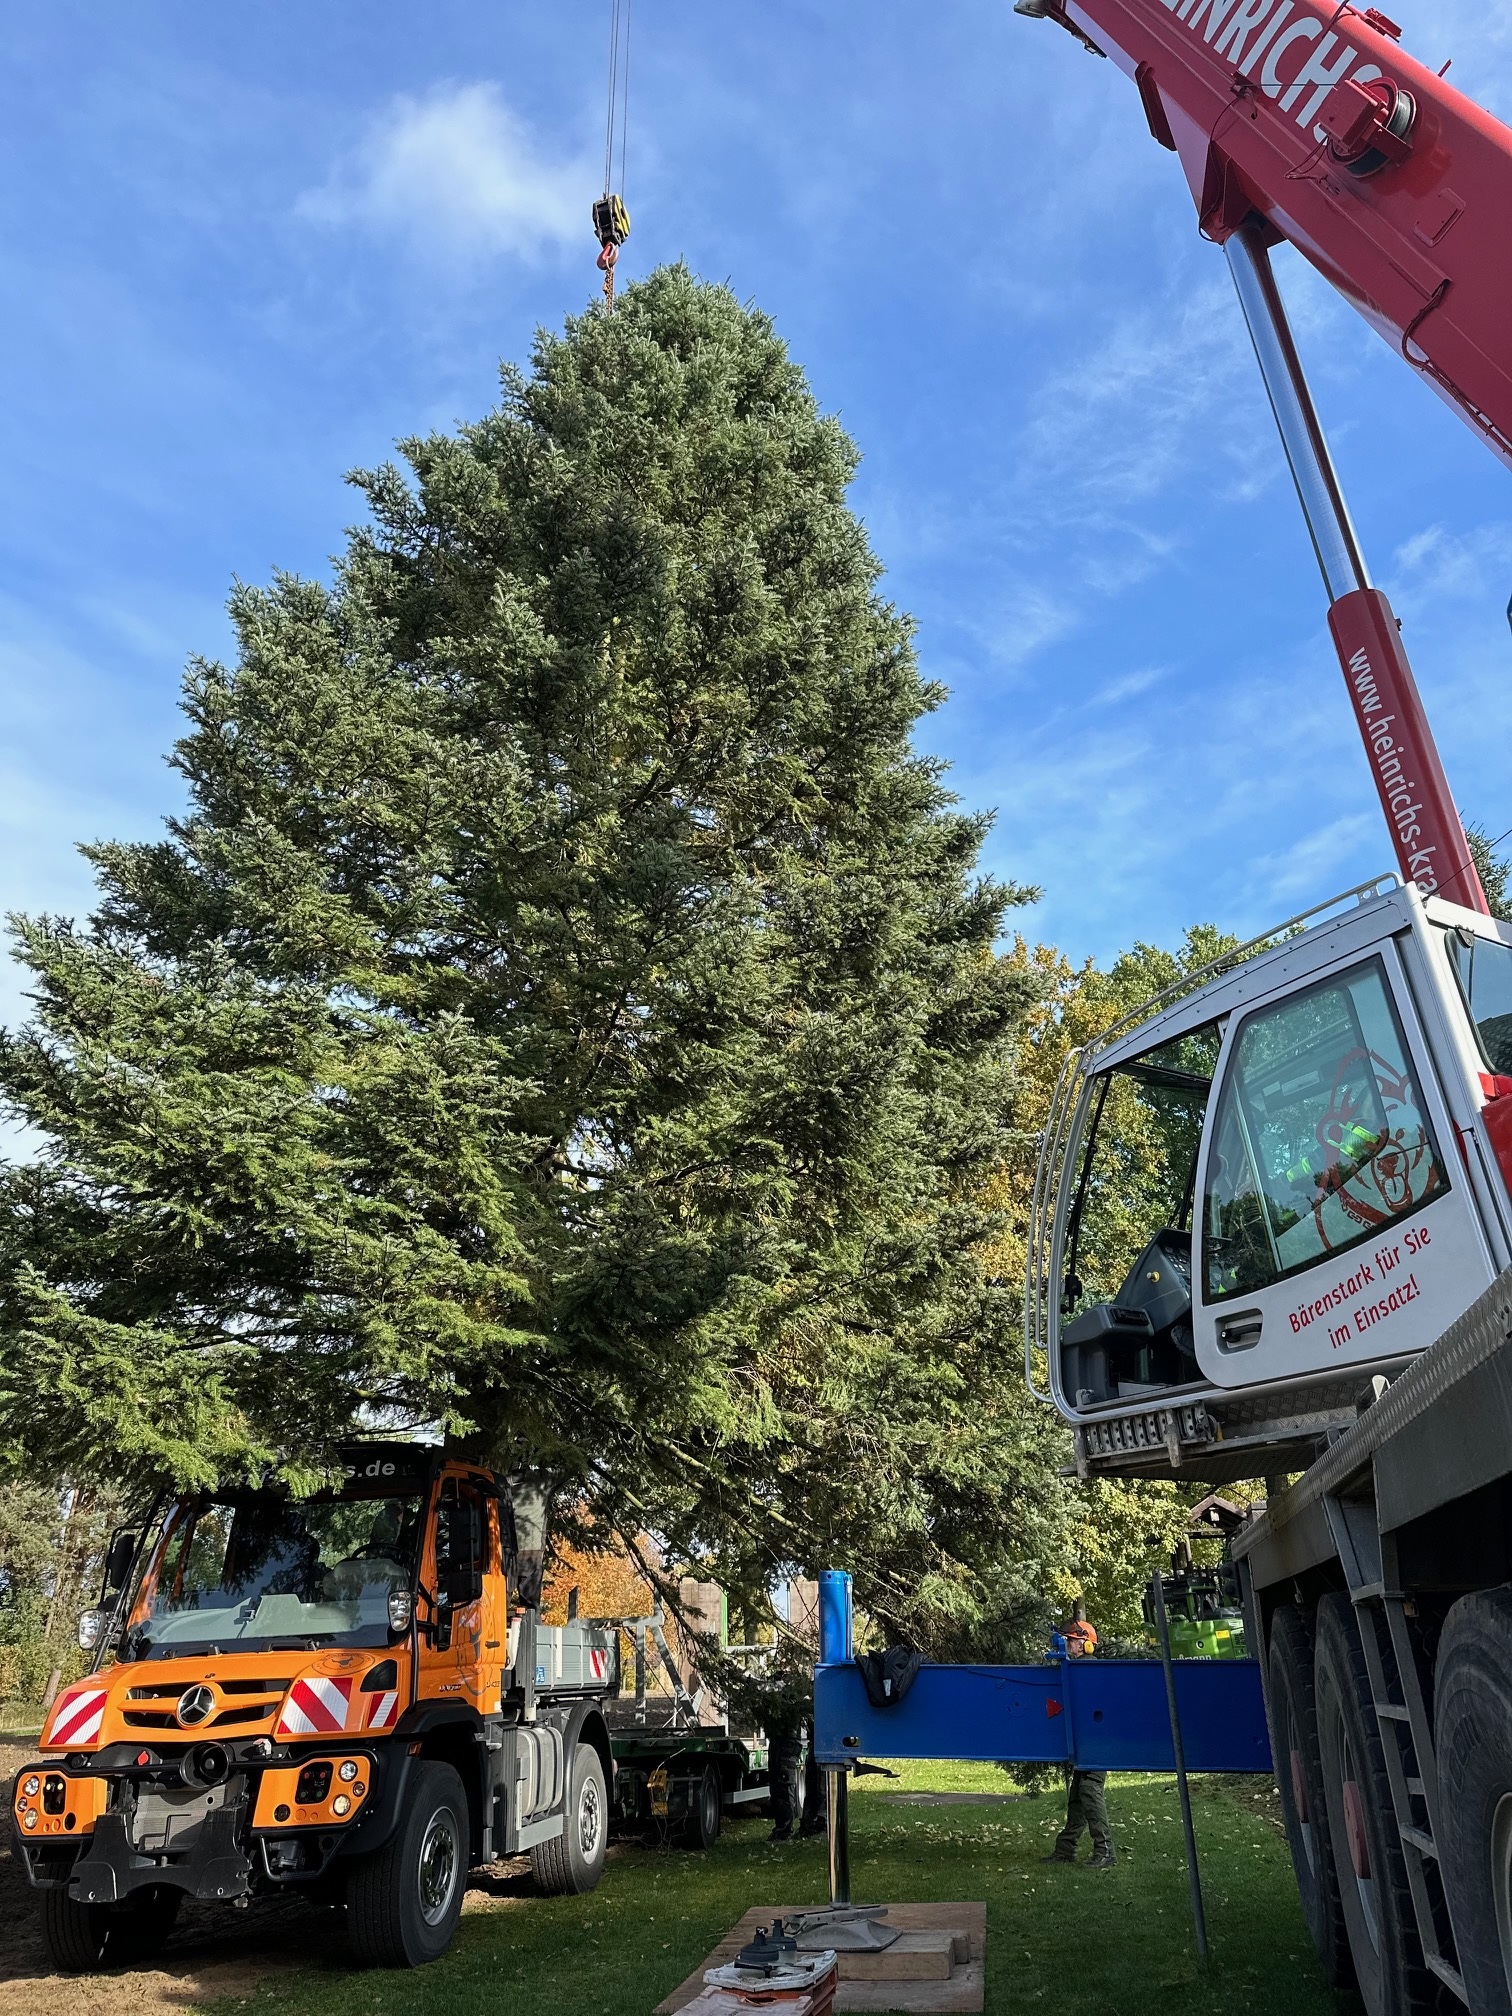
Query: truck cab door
xmin=1193 ymin=943 xmax=1496 ymax=1386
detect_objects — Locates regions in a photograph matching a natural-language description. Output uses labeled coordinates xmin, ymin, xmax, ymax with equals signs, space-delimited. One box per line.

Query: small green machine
xmin=1147 ymin=1566 xmax=1248 ymax=1659
xmin=1144 ymin=1494 xmax=1250 ymax=1660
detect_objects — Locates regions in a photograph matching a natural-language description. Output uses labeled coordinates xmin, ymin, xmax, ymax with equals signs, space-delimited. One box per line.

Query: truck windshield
xmin=123 ymin=1487 xmax=424 ymax=1658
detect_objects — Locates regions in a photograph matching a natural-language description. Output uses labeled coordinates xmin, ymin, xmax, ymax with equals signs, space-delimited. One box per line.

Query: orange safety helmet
xmin=1064 ymin=1619 xmax=1098 ymax=1657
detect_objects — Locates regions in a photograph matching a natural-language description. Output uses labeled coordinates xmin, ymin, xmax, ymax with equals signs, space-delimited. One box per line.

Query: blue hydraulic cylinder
xmin=812 ymin=1656 xmax=1271 ymax=1775
xmin=817 ymin=1570 xmax=854 ymax=1665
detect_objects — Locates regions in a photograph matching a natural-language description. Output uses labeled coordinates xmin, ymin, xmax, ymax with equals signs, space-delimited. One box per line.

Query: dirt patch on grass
xmin=1 ymin=1737 xmax=310 ymax=2010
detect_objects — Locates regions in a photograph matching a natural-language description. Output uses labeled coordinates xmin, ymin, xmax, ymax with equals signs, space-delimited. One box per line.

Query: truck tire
xmin=683 ymin=1765 xmax=721 ymax=1851
xmin=1315 ymin=1592 xmax=1433 ymax=2016
xmin=531 ymin=1741 xmax=607 ymax=1896
xmin=1268 ymin=1603 xmax=1354 ymax=1989
xmin=40 ymin=1884 xmax=181 ymax=1971
xmin=346 ymin=1759 xmax=467 ymax=1968
xmin=1434 ymin=1587 xmax=1512 ymax=2015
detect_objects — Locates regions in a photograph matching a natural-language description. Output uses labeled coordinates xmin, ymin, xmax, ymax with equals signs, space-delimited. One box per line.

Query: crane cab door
xmin=1192 ymin=942 xmax=1496 ymax=1386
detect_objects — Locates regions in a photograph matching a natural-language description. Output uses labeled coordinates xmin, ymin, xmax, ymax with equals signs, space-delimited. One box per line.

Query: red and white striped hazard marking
xmin=589 ymin=1648 xmax=608 ymax=1680
xmin=365 ymin=1690 xmax=399 ymax=1731
xmin=275 ymin=1675 xmax=353 ymax=1737
xmin=46 ymin=1686 xmax=108 ymax=1748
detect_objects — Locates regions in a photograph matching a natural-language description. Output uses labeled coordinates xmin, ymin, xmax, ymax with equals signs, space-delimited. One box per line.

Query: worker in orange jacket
xmin=1042 ymin=1614 xmax=1115 ymax=1870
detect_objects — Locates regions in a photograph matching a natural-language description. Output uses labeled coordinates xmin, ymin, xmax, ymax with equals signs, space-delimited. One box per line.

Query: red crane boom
xmin=1019 ymin=0 xmax=1512 ymax=912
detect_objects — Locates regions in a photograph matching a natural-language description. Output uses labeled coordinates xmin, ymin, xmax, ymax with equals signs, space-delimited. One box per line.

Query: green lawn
xmin=222 ymin=1762 xmax=1348 ymax=2016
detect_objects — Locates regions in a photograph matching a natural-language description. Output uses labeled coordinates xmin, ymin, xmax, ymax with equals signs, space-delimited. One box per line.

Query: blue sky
xmin=3 ymin=0 xmax=1511 ymax=1022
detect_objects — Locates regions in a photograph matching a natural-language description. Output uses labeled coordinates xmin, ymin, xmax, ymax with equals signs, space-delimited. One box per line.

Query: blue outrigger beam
xmin=811 ymin=1571 xmax=1271 ymax=1775
xmin=812 ymin=1655 xmax=1271 ymax=1773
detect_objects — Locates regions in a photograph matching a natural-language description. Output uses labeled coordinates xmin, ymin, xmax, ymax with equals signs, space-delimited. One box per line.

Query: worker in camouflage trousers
xmin=726 ymin=1642 xmax=825 ymax=1843
xmin=1042 ymin=1615 xmax=1116 ymax=1870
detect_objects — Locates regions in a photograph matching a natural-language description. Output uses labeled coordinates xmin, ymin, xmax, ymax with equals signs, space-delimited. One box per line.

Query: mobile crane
xmin=1012 ymin=1 xmax=1512 ymax=2011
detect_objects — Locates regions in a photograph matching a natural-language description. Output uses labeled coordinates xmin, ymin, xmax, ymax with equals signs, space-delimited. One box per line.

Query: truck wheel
xmin=346 ymin=1759 xmax=467 ymax=1968
xmin=1435 ymin=1587 xmax=1512 ymax=2015
xmin=40 ymin=1884 xmax=181 ymax=1971
xmin=531 ymin=1742 xmax=608 ymax=1896
xmin=1315 ymin=1593 xmax=1433 ymax=2016
xmin=683 ymin=1766 xmax=721 ymax=1851
xmin=1268 ymin=1603 xmax=1354 ymax=1989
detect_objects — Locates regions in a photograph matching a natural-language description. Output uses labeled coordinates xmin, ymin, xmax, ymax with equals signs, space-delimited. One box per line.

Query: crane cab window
xmin=1204 ymin=958 xmax=1446 ymax=1302
xmin=1446 ymin=929 xmax=1512 ymax=1075
xmin=1059 ymin=1022 xmax=1220 ymax=1406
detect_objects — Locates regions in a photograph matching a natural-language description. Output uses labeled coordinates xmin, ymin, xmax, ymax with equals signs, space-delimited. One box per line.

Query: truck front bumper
xmin=12 ymin=1743 xmax=388 ymax=1903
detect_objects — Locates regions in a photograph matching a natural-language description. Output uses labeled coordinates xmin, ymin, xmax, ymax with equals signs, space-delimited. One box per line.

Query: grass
xmin=220 ymin=1761 xmax=1348 ymax=2016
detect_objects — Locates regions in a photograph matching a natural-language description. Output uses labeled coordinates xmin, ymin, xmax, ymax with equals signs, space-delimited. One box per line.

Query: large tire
xmin=1268 ymin=1603 xmax=1355 ymax=1989
xmin=1435 ymin=1587 xmax=1512 ymax=2015
xmin=40 ymin=1884 xmax=181 ymax=1972
xmin=347 ymin=1759 xmax=467 ymax=1968
xmin=683 ymin=1765 xmax=722 ymax=1852
xmin=1314 ymin=1592 xmax=1433 ymax=2016
xmin=531 ymin=1742 xmax=608 ymax=1897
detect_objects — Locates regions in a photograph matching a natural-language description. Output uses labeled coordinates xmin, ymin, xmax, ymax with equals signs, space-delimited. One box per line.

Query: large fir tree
xmin=0 ymin=269 xmax=1062 ymax=1639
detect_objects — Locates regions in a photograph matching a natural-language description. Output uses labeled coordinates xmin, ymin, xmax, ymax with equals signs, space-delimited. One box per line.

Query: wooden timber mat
xmin=656 ymin=1901 xmax=986 ymax=2015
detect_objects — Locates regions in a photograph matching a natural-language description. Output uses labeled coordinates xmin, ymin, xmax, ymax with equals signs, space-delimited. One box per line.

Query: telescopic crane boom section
xmin=1018 ymin=0 xmax=1512 ymax=914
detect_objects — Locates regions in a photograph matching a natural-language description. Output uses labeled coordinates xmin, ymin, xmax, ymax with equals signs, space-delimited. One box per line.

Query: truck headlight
xmin=387 ymin=1590 xmax=414 ymax=1632
xmin=22 ymin=1809 xmax=38 ymax=1830
xmin=339 ymin=1759 xmax=359 ymax=1782
xmin=23 ymin=1774 xmax=39 ymax=1797
xmin=77 ymin=1607 xmax=109 ymax=1652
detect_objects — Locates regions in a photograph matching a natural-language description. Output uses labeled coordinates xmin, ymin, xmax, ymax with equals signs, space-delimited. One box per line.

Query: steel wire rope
xmin=618 ymin=0 xmax=631 ymax=205
xmin=516 ymin=1350 xmax=972 ymax=1629
xmin=602 ymin=0 xmax=623 ymax=198
xmin=579 ymin=1402 xmax=932 ymax=1626
xmin=1438 ymin=817 xmax=1512 ymax=906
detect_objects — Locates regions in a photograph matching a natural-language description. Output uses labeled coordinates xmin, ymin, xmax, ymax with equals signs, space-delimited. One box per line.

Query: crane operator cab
xmin=1027 ymin=880 xmax=1512 ymax=1479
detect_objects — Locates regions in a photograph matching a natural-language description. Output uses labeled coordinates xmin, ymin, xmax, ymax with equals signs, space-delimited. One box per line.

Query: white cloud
xmin=1094 ymin=665 xmax=1167 ymax=707
xmin=1388 ymin=521 xmax=1512 ymax=608
xmin=1015 ymin=275 xmax=1258 ymax=518
xmin=1248 ymin=812 xmax=1380 ymax=906
xmin=298 ymin=83 xmax=593 ymax=265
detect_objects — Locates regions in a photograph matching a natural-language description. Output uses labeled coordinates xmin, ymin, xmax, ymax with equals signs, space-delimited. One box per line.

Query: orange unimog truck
xmin=10 ymin=1442 xmax=617 ymax=1971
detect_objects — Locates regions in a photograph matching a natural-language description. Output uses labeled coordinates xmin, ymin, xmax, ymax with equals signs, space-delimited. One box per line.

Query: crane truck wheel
xmin=346 ymin=1759 xmax=467 ymax=1968
xmin=1434 ymin=1588 xmax=1512 ymax=2016
xmin=683 ymin=1765 xmax=722 ymax=1851
xmin=1315 ymin=1593 xmax=1434 ymax=2016
xmin=1268 ymin=1603 xmax=1355 ymax=1991
xmin=40 ymin=1884 xmax=182 ymax=1972
xmin=531 ymin=1741 xmax=608 ymax=1896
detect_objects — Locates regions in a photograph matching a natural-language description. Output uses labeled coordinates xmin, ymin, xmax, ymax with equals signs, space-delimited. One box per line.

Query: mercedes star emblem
xmin=176 ymin=1683 xmax=217 ymax=1728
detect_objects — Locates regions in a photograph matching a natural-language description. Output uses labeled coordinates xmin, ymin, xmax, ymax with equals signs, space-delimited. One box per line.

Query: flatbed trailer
xmin=608 ymin=1723 xmax=774 ymax=1847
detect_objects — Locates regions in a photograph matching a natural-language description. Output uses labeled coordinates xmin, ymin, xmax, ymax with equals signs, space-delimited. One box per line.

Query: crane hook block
xmin=593 ymin=194 xmax=631 ymax=249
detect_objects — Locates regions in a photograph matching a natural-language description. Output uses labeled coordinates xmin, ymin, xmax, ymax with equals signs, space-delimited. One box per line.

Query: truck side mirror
xmin=104 ymin=1531 xmax=137 ymax=1594
xmin=446 ymin=1565 xmax=484 ymax=1607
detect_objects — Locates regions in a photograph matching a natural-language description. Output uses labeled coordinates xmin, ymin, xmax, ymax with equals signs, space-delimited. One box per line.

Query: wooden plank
xmin=842 ymin=1932 xmax=955 ymax=1981
xmin=656 ymin=1903 xmax=985 ymax=2016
